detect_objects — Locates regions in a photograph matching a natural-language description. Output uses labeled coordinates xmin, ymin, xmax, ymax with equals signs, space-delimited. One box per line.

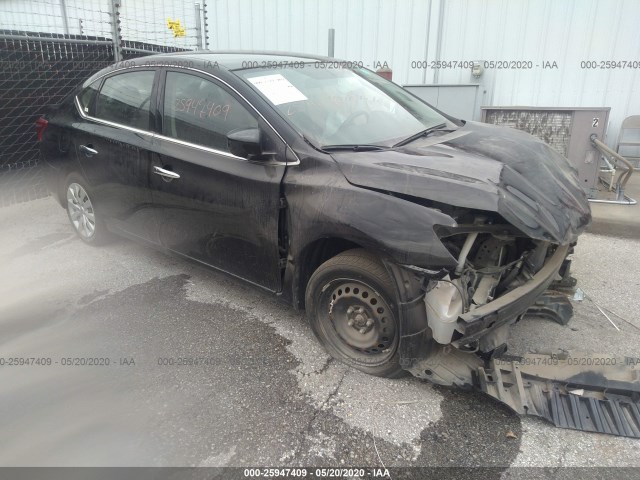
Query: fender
xmin=282 ymin=155 xmax=457 ymax=312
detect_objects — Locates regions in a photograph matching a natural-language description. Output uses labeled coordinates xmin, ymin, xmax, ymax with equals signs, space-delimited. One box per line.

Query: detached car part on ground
xmin=39 ymin=51 xmax=640 ymax=438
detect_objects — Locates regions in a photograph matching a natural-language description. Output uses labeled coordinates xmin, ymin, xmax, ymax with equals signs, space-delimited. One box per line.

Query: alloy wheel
xmin=66 ymin=182 xmax=96 ymax=239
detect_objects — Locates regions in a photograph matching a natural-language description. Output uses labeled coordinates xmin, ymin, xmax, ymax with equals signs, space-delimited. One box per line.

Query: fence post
xmin=194 ymin=3 xmax=203 ymax=50
xmin=110 ymin=0 xmax=122 ymax=62
xmin=202 ymin=0 xmax=209 ymax=50
xmin=59 ymin=0 xmax=70 ymax=35
xmin=328 ymin=28 xmax=335 ymax=57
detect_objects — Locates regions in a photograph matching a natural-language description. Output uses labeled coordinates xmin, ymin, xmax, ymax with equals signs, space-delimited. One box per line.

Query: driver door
xmin=148 ymin=69 xmax=287 ymax=291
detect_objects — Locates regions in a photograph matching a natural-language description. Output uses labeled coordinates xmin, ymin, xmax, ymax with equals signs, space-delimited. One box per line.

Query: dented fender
xmin=281 ymin=155 xmax=458 ymax=308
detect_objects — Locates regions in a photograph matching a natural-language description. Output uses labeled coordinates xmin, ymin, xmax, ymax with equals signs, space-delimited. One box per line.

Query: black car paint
xmin=40 ymin=52 xmax=591 ymax=370
xmin=145 ymin=68 xmax=289 ymax=290
xmin=73 ymin=115 xmax=160 ymax=244
xmin=332 ymin=121 xmax=591 ymax=245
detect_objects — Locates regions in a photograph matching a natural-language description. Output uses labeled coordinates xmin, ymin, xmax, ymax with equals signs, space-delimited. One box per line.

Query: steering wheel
xmin=339 ymin=110 xmax=369 ymax=130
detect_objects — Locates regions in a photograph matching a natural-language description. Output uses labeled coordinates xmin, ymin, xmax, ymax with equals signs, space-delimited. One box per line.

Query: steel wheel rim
xmin=320 ymin=279 xmax=397 ymax=365
xmin=66 ymin=183 xmax=96 ymax=239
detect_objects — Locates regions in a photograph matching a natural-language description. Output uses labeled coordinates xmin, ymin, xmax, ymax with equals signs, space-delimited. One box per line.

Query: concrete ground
xmin=0 ymin=196 xmax=639 ymax=475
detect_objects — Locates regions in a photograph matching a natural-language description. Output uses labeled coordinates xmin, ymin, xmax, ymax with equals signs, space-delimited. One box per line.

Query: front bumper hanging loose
xmin=409 ymin=347 xmax=640 ymax=438
xmin=387 ymin=244 xmax=640 ymax=438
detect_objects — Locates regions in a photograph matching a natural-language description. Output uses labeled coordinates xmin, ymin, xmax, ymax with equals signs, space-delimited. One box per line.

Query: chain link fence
xmin=0 ymin=0 xmax=208 ymax=207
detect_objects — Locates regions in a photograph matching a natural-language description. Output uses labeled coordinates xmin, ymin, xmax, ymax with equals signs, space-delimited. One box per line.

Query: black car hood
xmin=331 ymin=121 xmax=591 ymax=245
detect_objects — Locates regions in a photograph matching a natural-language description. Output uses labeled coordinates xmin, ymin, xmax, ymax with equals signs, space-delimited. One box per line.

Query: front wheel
xmin=305 ymin=249 xmax=405 ymax=378
xmin=64 ymin=173 xmax=109 ymax=245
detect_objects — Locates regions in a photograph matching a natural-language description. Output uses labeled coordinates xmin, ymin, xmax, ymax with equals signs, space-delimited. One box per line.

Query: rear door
xmin=73 ymin=69 xmax=160 ymax=243
xmin=148 ymin=69 xmax=287 ymax=291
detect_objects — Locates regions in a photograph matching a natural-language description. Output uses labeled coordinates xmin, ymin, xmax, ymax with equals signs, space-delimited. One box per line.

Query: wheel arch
xmin=293 ymin=236 xmax=366 ymax=310
xmin=58 ymin=167 xmax=87 ymax=206
xmin=289 ymin=234 xmax=435 ymax=372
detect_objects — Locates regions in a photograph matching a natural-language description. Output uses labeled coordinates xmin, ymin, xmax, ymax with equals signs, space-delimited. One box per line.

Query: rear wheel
xmin=305 ymin=249 xmax=405 ymax=378
xmin=64 ymin=173 xmax=109 ymax=245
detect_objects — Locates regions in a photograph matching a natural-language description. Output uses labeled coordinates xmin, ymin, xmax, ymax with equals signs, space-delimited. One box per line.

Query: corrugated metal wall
xmin=208 ymin=0 xmax=640 ymax=145
xmin=2 ymin=0 xmax=639 ymax=144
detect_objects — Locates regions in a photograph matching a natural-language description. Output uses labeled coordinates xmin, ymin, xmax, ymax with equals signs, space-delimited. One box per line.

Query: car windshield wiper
xmin=392 ymin=123 xmax=454 ymax=148
xmin=321 ymin=144 xmax=388 ymax=152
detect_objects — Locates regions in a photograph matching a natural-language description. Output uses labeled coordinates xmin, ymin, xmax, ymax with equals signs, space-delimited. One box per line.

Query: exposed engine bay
xmin=397 ymin=213 xmax=640 ymax=439
xmin=425 ymin=213 xmax=560 ymax=350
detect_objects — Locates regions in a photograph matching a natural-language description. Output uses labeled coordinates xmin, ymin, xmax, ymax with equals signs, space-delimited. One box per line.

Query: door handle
xmin=79 ymin=144 xmax=98 ymax=156
xmin=153 ymin=166 xmax=180 ymax=179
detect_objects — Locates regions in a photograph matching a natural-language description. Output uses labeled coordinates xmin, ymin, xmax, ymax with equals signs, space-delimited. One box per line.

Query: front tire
xmin=305 ymin=249 xmax=405 ymax=378
xmin=64 ymin=173 xmax=109 ymax=245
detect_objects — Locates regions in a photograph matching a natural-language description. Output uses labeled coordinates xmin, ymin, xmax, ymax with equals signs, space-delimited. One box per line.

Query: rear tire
xmin=64 ymin=173 xmax=110 ymax=245
xmin=305 ymin=249 xmax=406 ymax=378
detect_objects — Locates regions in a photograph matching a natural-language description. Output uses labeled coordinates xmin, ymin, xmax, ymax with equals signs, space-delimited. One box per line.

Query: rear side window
xmin=95 ymin=71 xmax=155 ymax=130
xmin=78 ymin=81 xmax=100 ymax=114
xmin=162 ymin=71 xmax=257 ymax=152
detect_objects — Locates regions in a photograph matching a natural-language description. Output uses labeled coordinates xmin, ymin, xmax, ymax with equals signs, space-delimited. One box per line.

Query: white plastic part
xmin=455 ymin=232 xmax=478 ymax=275
xmin=424 ymin=275 xmax=463 ymax=344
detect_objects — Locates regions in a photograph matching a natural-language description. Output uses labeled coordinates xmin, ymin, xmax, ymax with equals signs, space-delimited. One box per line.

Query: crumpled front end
xmin=497 ymin=164 xmax=591 ymax=245
xmin=332 ymin=120 xmax=593 ymax=247
xmin=422 ymin=214 xmax=570 ymax=352
xmin=331 ymin=121 xmax=593 ymax=353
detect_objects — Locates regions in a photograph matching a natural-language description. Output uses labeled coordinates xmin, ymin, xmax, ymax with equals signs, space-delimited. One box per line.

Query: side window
xmin=162 ymin=71 xmax=258 ymax=152
xmin=78 ymin=80 xmax=100 ymax=114
xmin=95 ymin=70 xmax=155 ymax=130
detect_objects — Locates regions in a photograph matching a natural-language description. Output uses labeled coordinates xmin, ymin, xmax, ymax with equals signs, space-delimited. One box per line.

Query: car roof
xmin=147 ymin=50 xmax=336 ymax=70
xmin=82 ymin=50 xmax=345 ymax=89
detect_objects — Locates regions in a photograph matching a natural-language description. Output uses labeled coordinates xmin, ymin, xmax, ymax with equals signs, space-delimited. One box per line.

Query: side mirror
xmin=227 ymin=128 xmax=262 ymax=159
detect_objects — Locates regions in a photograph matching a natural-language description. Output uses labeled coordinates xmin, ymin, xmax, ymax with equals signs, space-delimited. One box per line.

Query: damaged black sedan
xmin=40 ymin=52 xmax=595 ymax=397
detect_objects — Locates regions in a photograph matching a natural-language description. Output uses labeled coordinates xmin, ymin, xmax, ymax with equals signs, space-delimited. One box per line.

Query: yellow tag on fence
xmin=167 ymin=18 xmax=186 ymax=38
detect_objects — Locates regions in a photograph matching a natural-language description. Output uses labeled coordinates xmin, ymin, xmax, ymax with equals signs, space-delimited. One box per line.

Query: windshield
xmin=237 ymin=65 xmax=449 ymax=148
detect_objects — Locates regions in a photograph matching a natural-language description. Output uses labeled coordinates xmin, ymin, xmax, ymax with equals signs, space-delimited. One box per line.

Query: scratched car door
xmin=148 ymin=69 xmax=287 ymax=292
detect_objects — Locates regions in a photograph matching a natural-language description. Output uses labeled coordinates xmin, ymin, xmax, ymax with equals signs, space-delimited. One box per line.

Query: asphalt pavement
xmin=1 ymin=197 xmax=639 ymax=475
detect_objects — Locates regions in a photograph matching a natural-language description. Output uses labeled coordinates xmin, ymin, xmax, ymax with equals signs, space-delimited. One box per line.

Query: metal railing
xmin=591 ymin=135 xmax=637 ymax=205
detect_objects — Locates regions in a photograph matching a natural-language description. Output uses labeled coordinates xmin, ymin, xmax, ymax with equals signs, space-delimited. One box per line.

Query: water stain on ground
xmin=77 ymin=289 xmax=110 ymax=305
xmin=1 ymin=273 xmax=522 ymax=470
